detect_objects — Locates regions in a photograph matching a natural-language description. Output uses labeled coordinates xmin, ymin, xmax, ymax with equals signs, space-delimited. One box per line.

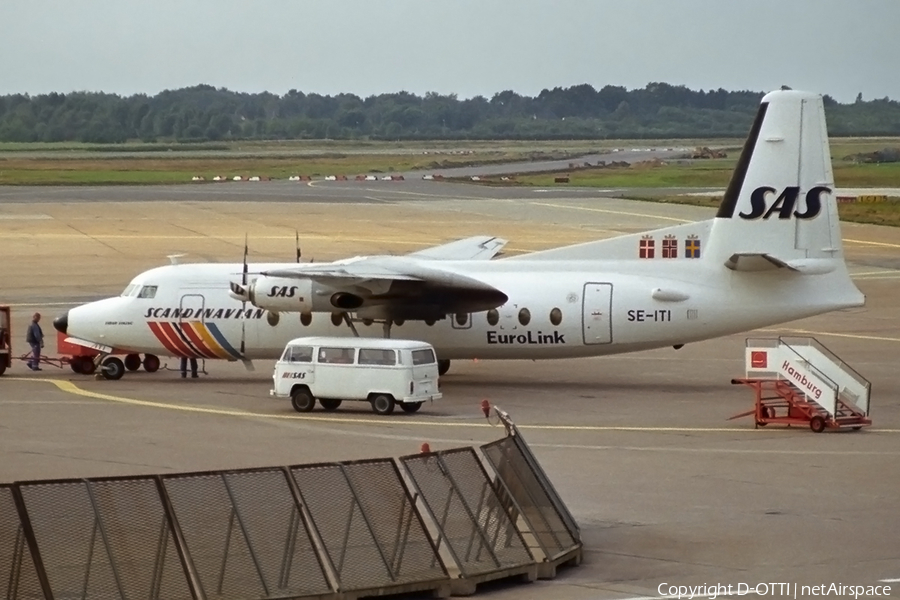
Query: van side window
xmin=359 ymin=348 xmax=397 ymax=366
xmin=137 ymin=285 xmax=158 ymax=299
xmin=287 ymin=346 xmax=313 ymax=363
xmin=411 ymin=348 xmax=436 ymax=365
xmin=319 ymin=347 xmax=355 ymax=364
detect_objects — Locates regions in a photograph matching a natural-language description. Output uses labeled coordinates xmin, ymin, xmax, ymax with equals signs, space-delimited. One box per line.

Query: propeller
xmin=296 ymin=230 xmax=302 ymax=263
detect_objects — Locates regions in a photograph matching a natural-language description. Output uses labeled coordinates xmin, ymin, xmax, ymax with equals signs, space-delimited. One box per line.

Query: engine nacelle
xmin=248 ymin=276 xmax=315 ymax=312
xmin=245 ymin=276 xmax=366 ymax=313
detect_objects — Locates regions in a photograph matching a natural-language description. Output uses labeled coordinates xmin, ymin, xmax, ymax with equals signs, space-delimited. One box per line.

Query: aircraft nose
xmin=53 ymin=311 xmax=68 ymax=335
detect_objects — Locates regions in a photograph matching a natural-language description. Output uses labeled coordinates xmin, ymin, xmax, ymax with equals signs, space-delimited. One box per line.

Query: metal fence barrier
xmin=1 ymin=410 xmax=580 ymax=600
xmin=480 ymin=415 xmax=582 ymax=577
xmin=400 ymin=448 xmax=536 ymax=595
xmin=1 ymin=485 xmax=48 ymax=600
xmin=162 ymin=468 xmax=333 ymax=600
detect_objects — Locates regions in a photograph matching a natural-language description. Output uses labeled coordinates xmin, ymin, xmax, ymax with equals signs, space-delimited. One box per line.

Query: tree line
xmin=0 ymin=83 xmax=897 ymax=144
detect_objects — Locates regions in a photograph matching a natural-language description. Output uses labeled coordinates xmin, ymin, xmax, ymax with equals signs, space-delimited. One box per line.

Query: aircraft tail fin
xmin=706 ymin=90 xmax=843 ymax=266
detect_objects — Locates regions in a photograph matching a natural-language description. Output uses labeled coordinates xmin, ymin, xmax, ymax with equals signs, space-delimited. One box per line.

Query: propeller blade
xmin=242 ymin=234 xmax=249 ymax=285
xmin=295 ymin=230 xmax=301 ymax=263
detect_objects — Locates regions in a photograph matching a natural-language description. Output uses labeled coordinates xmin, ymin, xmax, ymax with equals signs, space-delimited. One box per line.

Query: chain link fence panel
xmin=481 ymin=435 xmax=578 ymax=561
xmin=17 ymin=476 xmax=193 ymax=600
xmin=1 ymin=485 xmax=47 ymax=600
xmin=401 ymin=448 xmax=533 ymax=579
xmin=290 ymin=459 xmax=448 ymax=593
xmin=163 ymin=468 xmax=332 ymax=600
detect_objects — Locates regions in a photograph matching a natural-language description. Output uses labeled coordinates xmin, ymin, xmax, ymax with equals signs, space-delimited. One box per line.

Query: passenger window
xmin=550 ymin=307 xmax=562 ymax=326
xmin=518 ymin=308 xmax=531 ymax=326
xmin=486 ymin=309 xmax=499 ymax=326
xmin=359 ymin=349 xmax=397 ymax=366
xmin=330 ymin=313 xmax=343 ymax=326
xmin=288 ymin=346 xmax=313 ymax=363
xmin=137 ymin=285 xmax=158 ymax=299
xmin=300 ymin=312 xmax=312 ymax=326
xmin=411 ymin=348 xmax=436 ymax=365
xmin=319 ymin=347 xmax=355 ymax=364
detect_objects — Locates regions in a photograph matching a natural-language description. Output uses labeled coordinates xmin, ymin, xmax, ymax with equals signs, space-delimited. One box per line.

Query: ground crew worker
xmin=180 ymin=356 xmax=198 ymax=378
xmin=25 ymin=312 xmax=44 ymax=371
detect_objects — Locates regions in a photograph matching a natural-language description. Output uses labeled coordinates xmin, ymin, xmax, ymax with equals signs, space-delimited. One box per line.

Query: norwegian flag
xmin=662 ymin=236 xmax=678 ymax=258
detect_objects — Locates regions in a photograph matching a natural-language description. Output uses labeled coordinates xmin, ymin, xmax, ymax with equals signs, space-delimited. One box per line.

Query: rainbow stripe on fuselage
xmin=147 ymin=321 xmax=242 ymax=359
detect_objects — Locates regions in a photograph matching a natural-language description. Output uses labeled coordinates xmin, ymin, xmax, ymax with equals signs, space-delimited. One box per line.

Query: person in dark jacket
xmin=25 ymin=313 xmax=44 ymax=371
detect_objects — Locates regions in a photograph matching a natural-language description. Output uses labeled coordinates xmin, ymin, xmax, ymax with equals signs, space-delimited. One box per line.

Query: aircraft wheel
xmin=809 ymin=415 xmax=826 ymax=434
xmin=101 ymin=357 xmax=125 ymax=381
xmin=852 ymin=426 xmax=863 ymax=431
xmin=143 ymin=354 xmax=160 ymax=373
xmin=0 ymin=359 xmax=7 ymax=376
xmin=70 ymin=358 xmax=84 ymax=374
xmin=81 ymin=357 xmax=97 ymax=375
xmin=371 ymin=393 xmax=395 ymax=416
xmin=437 ymin=359 xmax=451 ymax=376
xmin=319 ymin=398 xmax=342 ymax=411
xmin=291 ymin=388 xmax=315 ymax=413
xmin=124 ymin=354 xmax=142 ymax=372
xmin=400 ymin=402 xmax=423 ymax=414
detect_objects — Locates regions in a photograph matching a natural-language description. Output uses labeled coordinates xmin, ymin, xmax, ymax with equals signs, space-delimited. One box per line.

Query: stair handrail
xmin=779 ymin=336 xmax=871 ymax=414
xmin=776 ymin=341 xmax=839 ymax=416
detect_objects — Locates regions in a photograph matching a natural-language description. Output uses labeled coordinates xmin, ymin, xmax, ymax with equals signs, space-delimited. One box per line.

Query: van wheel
xmin=319 ymin=398 xmax=342 ymax=411
xmin=438 ymin=359 xmax=451 ymax=376
xmin=400 ymin=402 xmax=423 ymax=413
xmin=291 ymin=388 xmax=315 ymax=413
xmin=101 ymin=357 xmax=125 ymax=381
xmin=371 ymin=394 xmax=395 ymax=415
xmin=124 ymin=354 xmax=142 ymax=372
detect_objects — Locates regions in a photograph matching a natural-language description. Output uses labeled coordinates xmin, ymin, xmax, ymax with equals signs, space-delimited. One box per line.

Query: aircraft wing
xmin=260 ymin=257 xmax=507 ymax=319
xmin=407 ymin=235 xmax=507 ymax=260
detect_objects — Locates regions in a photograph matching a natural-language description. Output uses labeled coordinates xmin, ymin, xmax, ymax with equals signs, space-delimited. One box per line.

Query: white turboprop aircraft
xmin=54 ymin=90 xmax=864 ymax=380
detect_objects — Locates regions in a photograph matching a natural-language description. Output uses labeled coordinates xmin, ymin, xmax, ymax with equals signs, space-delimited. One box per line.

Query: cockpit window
xmin=137 ymin=285 xmax=158 ymax=299
xmin=121 ymin=284 xmax=137 ymax=297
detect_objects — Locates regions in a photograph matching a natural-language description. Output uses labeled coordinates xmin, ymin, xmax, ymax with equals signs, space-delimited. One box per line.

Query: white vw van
xmin=271 ymin=336 xmax=442 ymax=415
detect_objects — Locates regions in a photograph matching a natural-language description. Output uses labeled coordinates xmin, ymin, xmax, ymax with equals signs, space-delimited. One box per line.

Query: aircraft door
xmin=582 ymin=283 xmax=612 ymax=345
xmin=180 ymin=294 xmax=206 ymax=322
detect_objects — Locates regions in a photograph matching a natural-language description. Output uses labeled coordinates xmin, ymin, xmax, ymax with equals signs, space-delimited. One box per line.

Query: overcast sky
xmin=1 ymin=0 xmax=897 ymax=104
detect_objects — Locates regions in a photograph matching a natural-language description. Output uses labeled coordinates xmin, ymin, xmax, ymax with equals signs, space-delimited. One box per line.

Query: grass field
xmin=0 ymin=150 xmax=583 ymax=185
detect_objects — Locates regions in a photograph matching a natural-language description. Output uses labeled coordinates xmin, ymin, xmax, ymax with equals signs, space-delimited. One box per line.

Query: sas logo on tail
xmin=739 ymin=186 xmax=829 ymax=220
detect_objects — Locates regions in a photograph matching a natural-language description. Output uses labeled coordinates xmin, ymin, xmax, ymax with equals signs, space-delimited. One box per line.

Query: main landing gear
xmin=72 ymin=353 xmax=160 ymax=380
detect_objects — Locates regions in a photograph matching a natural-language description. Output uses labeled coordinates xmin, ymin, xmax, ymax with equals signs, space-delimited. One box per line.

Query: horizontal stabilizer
xmin=725 ymin=253 xmax=837 ymax=274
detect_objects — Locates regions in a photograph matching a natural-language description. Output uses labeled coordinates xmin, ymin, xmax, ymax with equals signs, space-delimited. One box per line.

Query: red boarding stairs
xmin=730 ymin=337 xmax=872 ymax=433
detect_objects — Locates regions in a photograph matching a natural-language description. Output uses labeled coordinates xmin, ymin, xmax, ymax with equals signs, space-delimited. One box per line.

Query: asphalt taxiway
xmin=1 ymin=180 xmax=899 ymax=598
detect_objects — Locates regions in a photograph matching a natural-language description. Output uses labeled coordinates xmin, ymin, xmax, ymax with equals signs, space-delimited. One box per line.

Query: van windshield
xmin=284 ymin=346 xmax=313 ymax=363
xmin=411 ymin=348 xmax=436 ymax=365
xmin=359 ymin=348 xmax=396 ymax=366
